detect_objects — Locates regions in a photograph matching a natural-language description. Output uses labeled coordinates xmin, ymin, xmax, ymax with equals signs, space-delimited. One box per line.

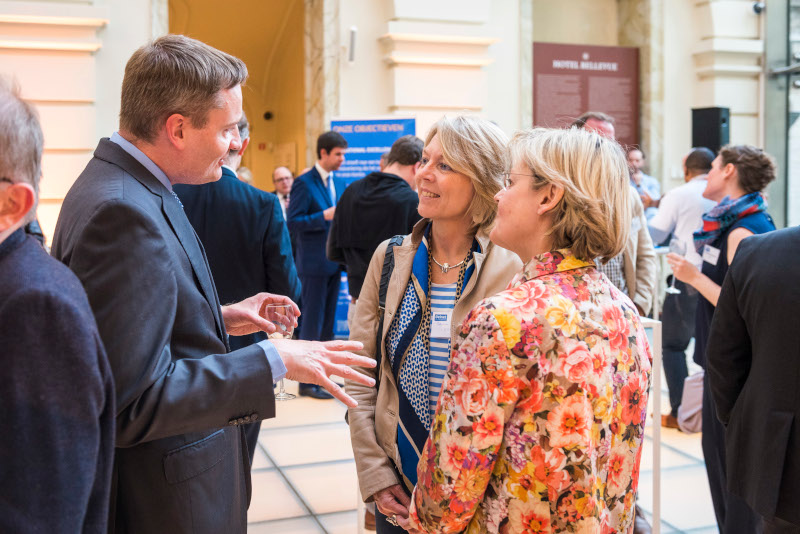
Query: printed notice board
xmin=533 ymin=42 xmax=639 ymax=147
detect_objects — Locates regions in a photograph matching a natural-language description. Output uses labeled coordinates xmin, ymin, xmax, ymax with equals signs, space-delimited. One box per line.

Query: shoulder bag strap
xmin=375 ymin=235 xmax=405 ymax=387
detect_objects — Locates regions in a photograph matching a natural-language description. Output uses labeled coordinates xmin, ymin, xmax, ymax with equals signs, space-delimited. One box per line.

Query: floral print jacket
xmin=408 ymin=250 xmax=652 ymax=533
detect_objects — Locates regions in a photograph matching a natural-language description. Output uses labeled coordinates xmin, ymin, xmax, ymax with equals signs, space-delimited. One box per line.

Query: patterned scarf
xmin=384 ymin=224 xmax=479 ymax=490
xmin=693 ymin=191 xmax=767 ymax=253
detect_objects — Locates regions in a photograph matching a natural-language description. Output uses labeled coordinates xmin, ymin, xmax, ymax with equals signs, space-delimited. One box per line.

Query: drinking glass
xmin=265 ymin=304 xmax=296 ymax=400
xmin=665 ymin=238 xmax=687 ymax=295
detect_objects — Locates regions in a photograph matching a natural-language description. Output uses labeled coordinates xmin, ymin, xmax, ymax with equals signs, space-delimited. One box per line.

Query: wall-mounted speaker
xmin=692 ymin=107 xmax=730 ymax=155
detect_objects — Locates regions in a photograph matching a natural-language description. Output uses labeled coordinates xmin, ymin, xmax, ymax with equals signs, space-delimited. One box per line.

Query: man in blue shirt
xmin=627 ymin=146 xmax=661 ymax=220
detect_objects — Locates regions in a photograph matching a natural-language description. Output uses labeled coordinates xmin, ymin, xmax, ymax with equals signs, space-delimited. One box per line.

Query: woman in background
xmin=668 ymin=144 xmax=776 ymax=534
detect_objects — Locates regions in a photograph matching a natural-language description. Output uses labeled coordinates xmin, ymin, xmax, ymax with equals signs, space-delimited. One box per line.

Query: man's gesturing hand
xmin=221 ymin=293 xmax=300 ymax=336
xmin=269 ymin=339 xmax=375 ymax=406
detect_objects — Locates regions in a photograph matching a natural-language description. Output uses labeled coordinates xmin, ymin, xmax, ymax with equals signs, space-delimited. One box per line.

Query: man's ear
xmin=0 ymin=182 xmax=35 ymax=232
xmin=238 ymin=137 xmax=250 ymax=157
xmin=165 ymin=113 xmax=187 ymax=149
xmin=412 ymin=161 xmax=421 ymax=174
xmin=537 ymin=183 xmax=565 ymax=215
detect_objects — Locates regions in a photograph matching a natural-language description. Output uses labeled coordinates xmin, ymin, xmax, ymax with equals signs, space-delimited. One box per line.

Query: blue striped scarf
xmin=384 ymin=224 xmax=479 ymax=490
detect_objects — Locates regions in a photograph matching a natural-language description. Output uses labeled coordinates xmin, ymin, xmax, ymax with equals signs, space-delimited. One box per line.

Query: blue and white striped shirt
xmin=428 ymin=282 xmax=457 ymax=418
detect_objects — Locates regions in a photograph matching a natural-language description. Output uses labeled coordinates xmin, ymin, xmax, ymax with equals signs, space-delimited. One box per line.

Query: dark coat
xmin=287 ymin=166 xmax=340 ymax=277
xmin=174 ymin=166 xmax=301 ymax=351
xmin=326 ymin=171 xmax=420 ymax=298
xmin=706 ymin=226 xmax=800 ymax=526
xmin=52 ymin=139 xmax=275 ymax=533
xmin=0 ymin=229 xmax=114 ymax=533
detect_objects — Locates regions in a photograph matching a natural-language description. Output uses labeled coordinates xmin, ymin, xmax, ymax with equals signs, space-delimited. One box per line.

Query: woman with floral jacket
xmin=403 ymin=127 xmax=653 ymax=533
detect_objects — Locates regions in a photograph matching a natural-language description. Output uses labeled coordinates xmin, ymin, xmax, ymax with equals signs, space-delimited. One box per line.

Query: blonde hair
xmin=508 ymin=127 xmax=631 ymax=262
xmin=426 ymin=115 xmax=508 ymax=233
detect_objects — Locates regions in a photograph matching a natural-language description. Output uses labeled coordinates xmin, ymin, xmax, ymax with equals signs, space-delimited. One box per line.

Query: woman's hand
xmin=666 ymin=252 xmax=699 ymax=286
xmin=396 ymin=513 xmax=424 ymax=533
xmin=374 ymin=484 xmax=411 ymax=525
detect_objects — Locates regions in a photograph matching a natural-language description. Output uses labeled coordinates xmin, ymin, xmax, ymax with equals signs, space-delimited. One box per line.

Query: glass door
xmin=765 ymin=0 xmax=800 ymax=227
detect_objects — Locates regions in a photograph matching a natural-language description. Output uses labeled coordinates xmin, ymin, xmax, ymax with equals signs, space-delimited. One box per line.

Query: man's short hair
xmin=316 ymin=131 xmax=348 ymax=158
xmin=386 ymin=135 xmax=423 ymax=167
xmin=120 ymin=34 xmax=248 ymax=143
xmin=227 ymin=111 xmax=250 ymax=158
xmin=571 ymin=111 xmax=615 ymax=129
xmin=626 ymin=145 xmax=646 ymax=159
xmin=0 ymin=77 xmax=43 ymax=218
xmin=685 ymin=147 xmax=715 ymax=173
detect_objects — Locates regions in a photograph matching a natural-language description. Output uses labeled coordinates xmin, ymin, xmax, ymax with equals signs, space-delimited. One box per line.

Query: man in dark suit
xmin=273 ymin=165 xmax=294 ymax=222
xmin=288 ymin=130 xmax=348 ymax=399
xmin=52 ymin=35 xmax=375 ymax=533
xmin=174 ymin=111 xmax=301 ymax=464
xmin=0 ymin=78 xmax=115 ymax=533
xmin=706 ymin=226 xmax=800 ymax=532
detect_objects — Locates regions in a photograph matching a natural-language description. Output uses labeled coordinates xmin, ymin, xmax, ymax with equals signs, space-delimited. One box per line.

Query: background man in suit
xmin=706 ymin=226 xmax=800 ymax=533
xmin=273 ymin=165 xmax=293 ymax=221
xmin=0 ymin=77 xmax=115 ymax=533
xmin=51 ymin=35 xmax=375 ymax=533
xmin=288 ymin=130 xmax=348 ymax=399
xmin=174 ymin=111 xmax=302 ymax=464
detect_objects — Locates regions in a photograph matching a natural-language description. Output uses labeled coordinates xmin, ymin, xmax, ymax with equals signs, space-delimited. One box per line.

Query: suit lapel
xmin=161 ymin=192 xmax=227 ymax=344
xmin=310 ymin=167 xmax=333 ymax=208
xmin=94 ymin=139 xmax=227 ymax=344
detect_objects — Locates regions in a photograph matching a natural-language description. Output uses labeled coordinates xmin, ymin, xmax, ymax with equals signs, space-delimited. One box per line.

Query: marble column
xmin=304 ymin=0 xmax=340 ymax=167
xmin=618 ymin=0 xmax=665 ymax=182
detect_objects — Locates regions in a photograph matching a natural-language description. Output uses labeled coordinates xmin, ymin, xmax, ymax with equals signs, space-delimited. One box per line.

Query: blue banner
xmin=330 ymin=117 xmax=416 ymax=339
xmin=331 ymin=117 xmax=416 ymax=191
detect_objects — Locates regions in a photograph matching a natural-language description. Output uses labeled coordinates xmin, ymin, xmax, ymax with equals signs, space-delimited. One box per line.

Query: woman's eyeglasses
xmin=501 ymin=172 xmax=538 ymax=190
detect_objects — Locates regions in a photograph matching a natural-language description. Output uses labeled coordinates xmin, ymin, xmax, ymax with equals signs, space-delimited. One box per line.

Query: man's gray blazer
xmin=52 ymin=139 xmax=276 ymax=533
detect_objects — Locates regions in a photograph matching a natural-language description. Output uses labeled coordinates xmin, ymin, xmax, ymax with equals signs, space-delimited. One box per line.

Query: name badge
xmin=702 ymin=244 xmax=721 ymax=266
xmin=631 ymin=217 xmax=641 ymax=233
xmin=430 ymin=309 xmax=453 ymax=339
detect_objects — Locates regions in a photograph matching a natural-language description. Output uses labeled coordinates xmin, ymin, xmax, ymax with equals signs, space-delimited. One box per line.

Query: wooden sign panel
xmin=533 ymin=42 xmax=639 ymax=147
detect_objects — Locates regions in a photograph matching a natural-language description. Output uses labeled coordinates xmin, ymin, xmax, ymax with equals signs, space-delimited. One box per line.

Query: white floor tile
xmin=318 ymin=510 xmax=359 ymax=534
xmin=252 ymin=443 xmax=272 ymax=470
xmin=247 ymin=516 xmax=323 ymax=533
xmin=637 ymin=466 xmax=717 ymax=531
xmin=284 ymin=461 xmax=360 ymax=515
xmin=640 ymin=434 xmax=700 ymax=472
xmin=261 ymin=380 xmax=349 ymax=430
xmin=260 ymin=422 xmax=353 ymax=467
xmin=247 ymin=470 xmax=307 ymax=523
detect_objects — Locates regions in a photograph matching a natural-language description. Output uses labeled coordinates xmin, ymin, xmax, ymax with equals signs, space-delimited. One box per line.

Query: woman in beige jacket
xmin=345 ymin=115 xmax=521 ymax=533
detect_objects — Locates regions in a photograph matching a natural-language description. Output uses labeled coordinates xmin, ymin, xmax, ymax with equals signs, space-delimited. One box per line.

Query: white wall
xmin=337 ymin=0 xmax=523 ymax=139
xmin=0 ymin=0 xmax=155 ymax=243
xmin=484 ymin=0 xmax=522 ymax=133
xmin=338 ymin=0 xmax=393 ymax=121
xmin=661 ymin=0 xmax=696 ymax=186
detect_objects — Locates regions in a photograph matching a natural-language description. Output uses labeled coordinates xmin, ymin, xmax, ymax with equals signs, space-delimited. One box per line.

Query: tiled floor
xmin=247 ymin=380 xmax=362 ymax=533
xmin=248 ymin=363 xmax=719 ymax=533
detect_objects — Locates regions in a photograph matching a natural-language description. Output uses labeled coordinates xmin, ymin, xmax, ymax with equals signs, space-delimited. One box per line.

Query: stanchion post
xmin=641 ymin=317 xmax=662 ymax=534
